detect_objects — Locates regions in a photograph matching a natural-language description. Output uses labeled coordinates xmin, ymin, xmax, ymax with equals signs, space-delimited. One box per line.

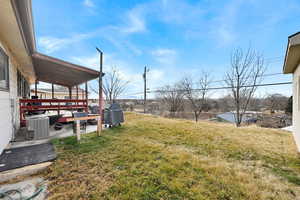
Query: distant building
xmin=30 ymin=87 xmax=87 ymax=99
xmin=217 ymin=112 xmax=258 ymax=124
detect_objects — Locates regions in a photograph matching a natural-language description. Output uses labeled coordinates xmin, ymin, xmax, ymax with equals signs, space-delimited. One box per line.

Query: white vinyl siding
xmin=0 ymin=91 xmax=12 ymax=154
xmin=292 ymin=65 xmax=300 ymax=152
xmin=0 ymin=41 xmax=21 ymax=154
xmin=0 ymin=47 xmax=9 ymax=91
xmin=298 ymin=77 xmax=300 ymax=111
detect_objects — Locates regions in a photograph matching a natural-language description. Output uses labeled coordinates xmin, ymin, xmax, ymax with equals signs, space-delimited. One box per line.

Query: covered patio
xmin=18 ymin=52 xmax=103 ymax=141
xmin=0 ymin=0 xmax=105 ymax=187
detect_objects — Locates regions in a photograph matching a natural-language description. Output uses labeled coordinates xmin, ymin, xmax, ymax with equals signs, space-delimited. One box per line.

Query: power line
xmin=266 ymin=56 xmax=283 ymax=59
xmin=122 ymin=72 xmax=290 ymax=96
xmin=118 ymin=56 xmax=286 ymax=97
xmin=209 ymin=72 xmax=284 ymax=84
xmin=149 ymin=72 xmax=287 ymax=90
xmin=265 ymin=56 xmax=284 ymax=61
xmin=121 ymin=69 xmax=288 ymax=97
xmin=122 ymin=81 xmax=292 ymax=96
xmin=152 ymin=81 xmax=292 ymax=93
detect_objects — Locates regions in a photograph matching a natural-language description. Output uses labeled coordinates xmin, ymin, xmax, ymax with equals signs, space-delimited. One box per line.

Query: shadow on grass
xmin=51 ymin=126 xmax=126 ymax=154
xmin=267 ymin=165 xmax=300 ymax=186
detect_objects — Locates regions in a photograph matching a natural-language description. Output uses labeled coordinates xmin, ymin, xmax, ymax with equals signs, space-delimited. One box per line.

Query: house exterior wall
xmin=0 ymin=39 xmax=23 ymax=154
xmin=293 ymin=64 xmax=300 ymax=151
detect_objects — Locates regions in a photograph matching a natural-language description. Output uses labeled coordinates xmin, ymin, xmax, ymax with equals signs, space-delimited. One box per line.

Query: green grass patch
xmin=44 ymin=112 xmax=300 ymax=200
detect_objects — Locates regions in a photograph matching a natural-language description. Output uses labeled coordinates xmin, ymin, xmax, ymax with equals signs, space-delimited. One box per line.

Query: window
xmin=17 ymin=70 xmax=29 ymax=98
xmin=0 ymin=47 xmax=9 ymax=90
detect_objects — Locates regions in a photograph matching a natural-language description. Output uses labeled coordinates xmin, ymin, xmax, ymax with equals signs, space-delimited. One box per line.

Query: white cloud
xmin=151 ymin=48 xmax=176 ymax=56
xmin=151 ymin=48 xmax=177 ymax=65
xmin=38 ymin=37 xmax=66 ymax=54
xmin=38 ymin=34 xmax=91 ymax=53
xmin=121 ymin=7 xmax=147 ymax=34
xmin=37 ymin=3 xmax=148 ymax=54
xmin=147 ymin=69 xmax=165 ymax=90
xmin=123 ymin=0 xmax=237 ymax=47
xmin=71 ymin=54 xmax=99 ymax=70
xmin=210 ymin=0 xmax=246 ymax=47
xmin=209 ymin=0 xmax=243 ymax=47
xmin=103 ymin=33 xmax=143 ymax=55
xmin=38 ymin=22 xmax=143 ymax=54
xmin=214 ymin=26 xmax=235 ymax=47
xmin=158 ymin=0 xmax=204 ymax=25
xmin=149 ymin=69 xmax=164 ymax=80
xmin=70 ymin=53 xmax=141 ymax=83
xmin=70 ymin=53 xmax=168 ymax=98
xmin=37 ymin=24 xmax=143 ymax=55
xmin=83 ymin=0 xmax=95 ymax=8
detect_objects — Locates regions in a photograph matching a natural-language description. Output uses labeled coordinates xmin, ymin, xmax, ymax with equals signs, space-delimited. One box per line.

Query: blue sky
xmin=32 ymin=0 xmax=299 ymax=98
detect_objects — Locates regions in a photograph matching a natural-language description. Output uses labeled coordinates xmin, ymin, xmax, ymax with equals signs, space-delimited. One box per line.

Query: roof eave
xmin=283 ymin=32 xmax=300 ymax=74
xmin=11 ymin=0 xmax=36 ymax=55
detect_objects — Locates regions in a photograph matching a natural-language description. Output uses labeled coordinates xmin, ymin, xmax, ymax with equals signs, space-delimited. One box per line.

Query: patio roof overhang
xmin=32 ymin=53 xmax=101 ymax=87
xmin=9 ymin=0 xmax=101 ymax=87
xmin=283 ymin=32 xmax=300 ymax=74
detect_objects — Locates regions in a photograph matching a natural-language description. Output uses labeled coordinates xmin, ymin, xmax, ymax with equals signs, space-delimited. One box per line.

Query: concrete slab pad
xmin=0 ymin=177 xmax=47 ymax=200
xmin=10 ymin=124 xmax=99 ymax=149
xmin=0 ymin=162 xmax=52 ymax=183
xmin=282 ymin=126 xmax=293 ymax=132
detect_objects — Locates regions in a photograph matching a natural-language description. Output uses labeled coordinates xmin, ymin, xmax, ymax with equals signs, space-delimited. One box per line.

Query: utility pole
xmin=96 ymin=47 xmax=104 ymax=135
xmin=143 ymin=66 xmax=149 ymax=113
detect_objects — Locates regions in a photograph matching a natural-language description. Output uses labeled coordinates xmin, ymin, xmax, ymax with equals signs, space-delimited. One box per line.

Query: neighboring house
xmin=30 ymin=88 xmax=87 ymax=99
xmin=216 ymin=112 xmax=258 ymax=124
xmin=283 ymin=32 xmax=300 ymax=152
xmin=0 ymin=0 xmax=100 ymax=154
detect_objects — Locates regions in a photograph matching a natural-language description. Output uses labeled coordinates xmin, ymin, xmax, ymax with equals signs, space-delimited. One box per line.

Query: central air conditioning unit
xmin=27 ymin=116 xmax=50 ymax=139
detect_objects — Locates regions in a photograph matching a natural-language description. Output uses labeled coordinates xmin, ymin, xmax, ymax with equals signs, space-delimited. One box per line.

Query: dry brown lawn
xmin=44 ymin=112 xmax=300 ymax=199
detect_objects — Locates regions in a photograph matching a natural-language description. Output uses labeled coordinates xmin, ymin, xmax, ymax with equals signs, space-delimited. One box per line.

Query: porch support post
xmin=97 ymin=116 xmax=101 ymax=136
xmin=85 ymin=82 xmax=88 ymax=113
xmin=51 ymin=83 xmax=54 ymax=99
xmin=76 ymin=120 xmax=81 ymax=142
xmin=82 ymin=84 xmax=84 ymax=100
xmin=69 ymin=87 xmax=72 ymax=99
xmin=85 ymin=82 xmax=88 ymax=100
xmin=76 ymin=85 xmax=79 ymax=100
xmin=34 ymin=80 xmax=38 ymax=97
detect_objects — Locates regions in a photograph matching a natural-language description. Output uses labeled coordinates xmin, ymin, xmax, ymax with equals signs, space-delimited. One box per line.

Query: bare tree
xmin=91 ymin=67 xmax=129 ymax=103
xmin=218 ymin=95 xmax=234 ymax=112
xmin=225 ymin=47 xmax=265 ymax=127
xmin=156 ymin=83 xmax=185 ymax=117
xmin=264 ymin=93 xmax=288 ymax=113
xmin=181 ymin=72 xmax=211 ymax=122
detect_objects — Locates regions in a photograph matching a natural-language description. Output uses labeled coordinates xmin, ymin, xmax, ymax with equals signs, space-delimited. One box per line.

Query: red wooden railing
xmin=19 ymin=99 xmax=88 ymax=126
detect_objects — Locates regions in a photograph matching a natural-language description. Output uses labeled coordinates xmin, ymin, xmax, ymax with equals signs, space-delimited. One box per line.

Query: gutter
xmin=10 ymin=0 xmax=36 ymax=55
xmin=283 ymin=32 xmax=300 ymax=74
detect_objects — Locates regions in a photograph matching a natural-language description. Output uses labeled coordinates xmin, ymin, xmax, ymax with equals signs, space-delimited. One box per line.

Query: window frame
xmin=17 ymin=70 xmax=30 ymax=98
xmin=0 ymin=47 xmax=9 ymax=91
